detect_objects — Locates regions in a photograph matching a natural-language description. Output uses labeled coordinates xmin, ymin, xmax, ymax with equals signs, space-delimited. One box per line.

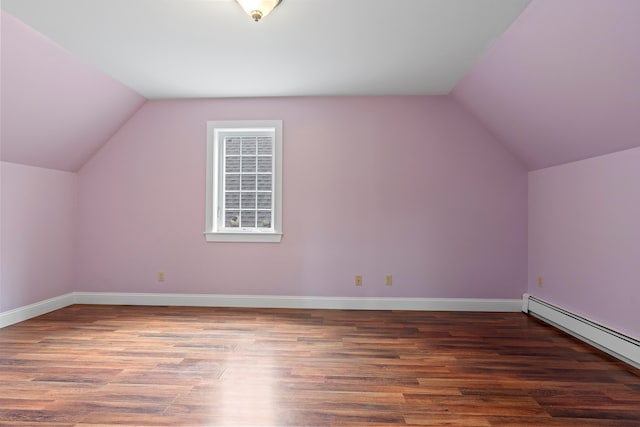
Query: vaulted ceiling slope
xmin=0 ymin=0 xmax=531 ymax=99
xmin=2 ymin=1 xmax=637 ymax=173
xmin=0 ymin=12 xmax=145 ymax=172
xmin=0 ymin=0 xmax=531 ymax=173
xmin=453 ymin=0 xmax=640 ymax=170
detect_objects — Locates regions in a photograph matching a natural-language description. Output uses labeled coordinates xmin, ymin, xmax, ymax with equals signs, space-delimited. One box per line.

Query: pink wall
xmin=0 ymin=162 xmax=77 ymax=311
xmin=528 ymin=147 xmax=640 ymax=338
xmin=76 ymin=96 xmax=527 ymax=298
xmin=453 ymin=0 xmax=640 ymax=170
xmin=0 ymin=12 xmax=146 ymax=172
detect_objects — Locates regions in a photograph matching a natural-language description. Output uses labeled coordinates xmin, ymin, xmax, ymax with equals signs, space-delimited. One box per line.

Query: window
xmin=205 ymin=120 xmax=282 ymax=242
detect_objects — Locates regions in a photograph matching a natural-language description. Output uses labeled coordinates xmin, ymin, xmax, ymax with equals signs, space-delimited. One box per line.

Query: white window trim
xmin=205 ymin=120 xmax=283 ymax=243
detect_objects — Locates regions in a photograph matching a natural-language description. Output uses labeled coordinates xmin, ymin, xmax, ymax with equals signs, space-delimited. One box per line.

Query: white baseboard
xmin=523 ymin=293 xmax=640 ymax=369
xmin=72 ymin=292 xmax=522 ymax=312
xmin=0 ymin=292 xmax=522 ymax=328
xmin=0 ymin=293 xmax=75 ymax=328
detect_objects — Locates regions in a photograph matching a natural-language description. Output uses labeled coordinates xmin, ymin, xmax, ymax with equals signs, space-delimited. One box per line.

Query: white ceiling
xmin=1 ymin=0 xmax=531 ymax=99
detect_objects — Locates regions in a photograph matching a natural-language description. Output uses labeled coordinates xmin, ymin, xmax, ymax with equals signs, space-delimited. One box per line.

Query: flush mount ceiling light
xmin=236 ymin=0 xmax=281 ymax=22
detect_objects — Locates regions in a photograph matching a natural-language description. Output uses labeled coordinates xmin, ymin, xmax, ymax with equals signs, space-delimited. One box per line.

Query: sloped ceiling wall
xmin=0 ymin=12 xmax=146 ymax=172
xmin=453 ymin=0 xmax=640 ymax=170
xmin=2 ymin=1 xmax=639 ymax=172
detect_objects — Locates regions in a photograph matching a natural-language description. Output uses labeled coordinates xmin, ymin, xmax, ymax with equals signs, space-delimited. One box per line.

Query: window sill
xmin=204 ymin=231 xmax=283 ymax=243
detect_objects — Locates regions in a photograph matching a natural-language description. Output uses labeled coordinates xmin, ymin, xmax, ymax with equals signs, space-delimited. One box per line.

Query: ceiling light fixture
xmin=236 ymin=0 xmax=281 ymax=22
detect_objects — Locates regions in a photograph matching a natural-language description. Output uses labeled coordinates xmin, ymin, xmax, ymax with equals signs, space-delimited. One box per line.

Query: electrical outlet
xmin=355 ymin=275 xmax=363 ymax=286
xmin=537 ymin=275 xmax=543 ymax=288
xmin=385 ymin=275 xmax=393 ymax=286
xmin=158 ymin=272 xmax=165 ymax=282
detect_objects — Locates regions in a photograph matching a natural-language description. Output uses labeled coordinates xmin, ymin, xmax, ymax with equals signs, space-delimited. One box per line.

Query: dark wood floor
xmin=0 ymin=305 xmax=638 ymax=426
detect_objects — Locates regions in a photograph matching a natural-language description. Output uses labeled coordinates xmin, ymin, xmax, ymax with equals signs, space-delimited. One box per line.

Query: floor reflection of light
xmin=213 ymin=356 xmax=279 ymax=425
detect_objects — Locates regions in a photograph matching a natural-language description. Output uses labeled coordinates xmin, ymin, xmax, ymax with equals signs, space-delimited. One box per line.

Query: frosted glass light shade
xmin=236 ymin=0 xmax=282 ymax=22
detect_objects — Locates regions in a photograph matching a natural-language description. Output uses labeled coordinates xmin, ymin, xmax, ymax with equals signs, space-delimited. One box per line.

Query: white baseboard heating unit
xmin=522 ymin=294 xmax=639 ymax=369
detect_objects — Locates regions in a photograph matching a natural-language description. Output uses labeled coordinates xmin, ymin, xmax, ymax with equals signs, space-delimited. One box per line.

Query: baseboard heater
xmin=522 ymin=294 xmax=639 ymax=369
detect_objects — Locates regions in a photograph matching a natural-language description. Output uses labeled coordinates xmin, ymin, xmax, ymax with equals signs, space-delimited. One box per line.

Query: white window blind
xmin=222 ymin=135 xmax=274 ymax=231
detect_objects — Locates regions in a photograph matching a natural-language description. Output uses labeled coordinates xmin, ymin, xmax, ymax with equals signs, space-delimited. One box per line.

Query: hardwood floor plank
xmin=0 ymin=304 xmax=638 ymax=426
xmin=404 ymin=414 xmax=494 ymax=426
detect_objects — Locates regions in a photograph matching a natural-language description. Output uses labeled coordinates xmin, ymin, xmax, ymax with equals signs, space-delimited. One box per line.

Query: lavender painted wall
xmin=453 ymin=0 xmax=640 ymax=170
xmin=76 ymin=96 xmax=527 ymax=299
xmin=0 ymin=162 xmax=77 ymax=311
xmin=528 ymin=147 xmax=640 ymax=338
xmin=0 ymin=12 xmax=146 ymax=172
